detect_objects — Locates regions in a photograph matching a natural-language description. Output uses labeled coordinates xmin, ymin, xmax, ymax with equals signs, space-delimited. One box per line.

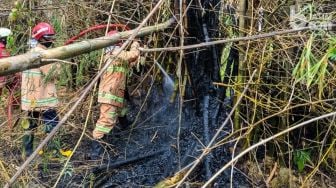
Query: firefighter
xmin=93 ymin=30 xmax=140 ymax=139
xmin=21 ymin=22 xmax=60 ymax=157
xmin=0 ymin=28 xmax=11 ymax=92
xmin=0 ymin=27 xmax=12 ymax=58
xmin=0 ymin=27 xmax=21 ymax=127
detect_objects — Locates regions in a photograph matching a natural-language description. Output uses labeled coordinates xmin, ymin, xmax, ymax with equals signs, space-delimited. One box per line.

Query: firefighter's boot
xmin=117 ymin=116 xmax=132 ymax=129
xmin=22 ymin=131 xmax=34 ymax=158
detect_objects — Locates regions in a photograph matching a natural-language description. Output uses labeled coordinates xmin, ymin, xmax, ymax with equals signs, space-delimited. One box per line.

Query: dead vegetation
xmin=0 ymin=0 xmax=336 ymax=187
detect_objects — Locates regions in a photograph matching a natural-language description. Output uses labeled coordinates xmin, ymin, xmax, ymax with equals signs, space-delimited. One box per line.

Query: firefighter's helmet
xmin=0 ymin=28 xmax=11 ymax=39
xmin=32 ymin=22 xmax=55 ymax=40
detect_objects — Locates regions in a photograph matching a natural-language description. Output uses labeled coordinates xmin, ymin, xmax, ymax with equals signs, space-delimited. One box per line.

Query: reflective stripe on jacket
xmin=21 ymin=44 xmax=59 ymax=111
xmin=98 ymin=42 xmax=140 ymax=107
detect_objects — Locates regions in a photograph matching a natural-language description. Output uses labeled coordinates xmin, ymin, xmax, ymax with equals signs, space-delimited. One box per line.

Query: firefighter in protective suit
xmin=21 ymin=22 xmax=60 ymax=157
xmin=93 ymin=30 xmax=140 ymax=139
xmin=0 ymin=28 xmax=21 ymax=126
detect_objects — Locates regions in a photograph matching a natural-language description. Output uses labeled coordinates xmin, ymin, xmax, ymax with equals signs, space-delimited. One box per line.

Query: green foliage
xmin=329 ymin=48 xmax=336 ymax=61
xmin=5 ymin=34 xmax=18 ymax=54
xmin=220 ymin=14 xmax=237 ymax=99
xmin=220 ymin=43 xmax=232 ymax=82
xmin=51 ymin=16 xmax=62 ymax=35
xmin=58 ymin=64 xmax=73 ymax=87
xmin=8 ymin=1 xmax=24 ymax=23
xmin=76 ymin=51 xmax=100 ymax=86
xmin=292 ymin=34 xmax=336 ymax=98
xmin=293 ymin=34 xmax=316 ymax=85
xmin=294 ymin=150 xmax=311 ymax=172
xmin=63 ymin=163 xmax=74 ymax=179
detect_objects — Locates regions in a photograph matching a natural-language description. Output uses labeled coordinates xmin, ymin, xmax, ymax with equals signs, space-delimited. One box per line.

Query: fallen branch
xmin=202 ymin=95 xmax=212 ymax=180
xmin=4 ymin=0 xmax=171 ymax=186
xmin=0 ymin=18 xmax=175 ymax=76
xmin=266 ymin=162 xmax=278 ymax=186
xmin=93 ymin=148 xmax=167 ymax=174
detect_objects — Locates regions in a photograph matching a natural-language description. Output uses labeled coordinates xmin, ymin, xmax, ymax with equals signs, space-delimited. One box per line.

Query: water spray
xmin=154 ymin=60 xmax=174 ymax=94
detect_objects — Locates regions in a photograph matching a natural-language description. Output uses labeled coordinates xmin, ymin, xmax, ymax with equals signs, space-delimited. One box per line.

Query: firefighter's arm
xmin=115 ymin=41 xmax=140 ymax=64
xmin=128 ymin=41 xmax=140 ymax=67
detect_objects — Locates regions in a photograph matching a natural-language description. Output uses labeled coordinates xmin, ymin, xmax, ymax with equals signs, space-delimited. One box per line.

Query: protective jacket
xmin=98 ymin=42 xmax=140 ymax=107
xmin=21 ymin=44 xmax=59 ymax=111
xmin=94 ymin=41 xmax=140 ymax=136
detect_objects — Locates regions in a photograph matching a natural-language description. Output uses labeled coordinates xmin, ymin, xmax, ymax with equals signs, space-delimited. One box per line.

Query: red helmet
xmin=107 ymin=30 xmax=118 ymax=36
xmin=32 ymin=22 xmax=55 ymax=40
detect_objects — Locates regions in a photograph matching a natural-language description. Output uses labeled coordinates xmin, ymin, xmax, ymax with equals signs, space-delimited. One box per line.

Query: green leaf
xmin=328 ymin=48 xmax=336 ymax=61
xmin=220 ymin=43 xmax=232 ymax=82
xmin=294 ymin=150 xmax=311 ymax=172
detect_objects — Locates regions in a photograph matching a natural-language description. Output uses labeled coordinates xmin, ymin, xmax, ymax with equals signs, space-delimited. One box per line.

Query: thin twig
xmin=266 ymin=162 xmax=278 ymax=186
xmin=42 ymin=59 xmax=78 ymax=66
xmin=177 ymin=0 xmax=185 ymax=170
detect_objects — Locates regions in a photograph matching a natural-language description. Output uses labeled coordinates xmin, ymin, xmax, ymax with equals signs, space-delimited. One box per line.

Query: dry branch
xmin=0 ymin=18 xmax=175 ymax=76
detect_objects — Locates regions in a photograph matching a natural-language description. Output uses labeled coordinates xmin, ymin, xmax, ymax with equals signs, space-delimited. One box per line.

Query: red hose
xmin=65 ymin=24 xmax=130 ymax=45
xmin=6 ymin=74 xmax=20 ymax=128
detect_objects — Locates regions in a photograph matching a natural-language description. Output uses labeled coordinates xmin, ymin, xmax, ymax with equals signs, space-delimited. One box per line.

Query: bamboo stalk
xmin=234 ymin=0 xmax=247 ymax=130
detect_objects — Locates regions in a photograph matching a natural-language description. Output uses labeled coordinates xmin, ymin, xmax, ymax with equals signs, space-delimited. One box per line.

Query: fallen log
xmin=0 ymin=18 xmax=175 ymax=76
xmin=202 ymin=95 xmax=212 ymax=180
xmin=92 ymin=148 xmax=167 ymax=174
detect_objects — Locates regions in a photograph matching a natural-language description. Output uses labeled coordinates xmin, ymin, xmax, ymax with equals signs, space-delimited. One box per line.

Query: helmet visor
xmin=42 ymin=34 xmax=55 ymax=41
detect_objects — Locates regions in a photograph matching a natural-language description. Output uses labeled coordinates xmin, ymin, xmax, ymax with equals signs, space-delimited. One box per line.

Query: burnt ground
xmin=19 ymin=0 xmax=249 ymax=186
xmin=51 ymin=80 xmax=249 ymax=187
xmin=54 ymin=0 xmax=248 ymax=185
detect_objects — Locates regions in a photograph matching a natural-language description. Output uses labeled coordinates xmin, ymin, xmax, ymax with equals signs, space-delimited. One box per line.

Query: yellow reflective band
xmin=21 ymin=97 xmax=58 ymax=105
xmin=108 ymin=111 xmax=118 ymax=118
xmin=23 ymin=70 xmax=42 ymax=76
xmin=107 ymin=65 xmax=128 ymax=73
xmin=98 ymin=93 xmax=124 ymax=103
xmin=95 ymin=124 xmax=112 ymax=133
